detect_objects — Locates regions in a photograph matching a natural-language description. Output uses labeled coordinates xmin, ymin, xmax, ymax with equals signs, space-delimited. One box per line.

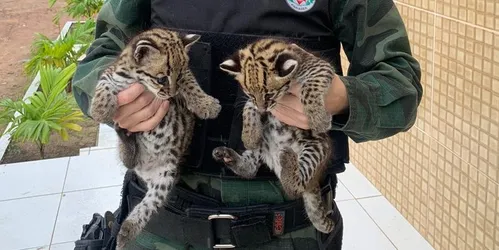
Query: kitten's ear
xmin=181 ymin=34 xmax=201 ymax=50
xmin=275 ymin=51 xmax=298 ymax=79
xmin=290 ymin=43 xmax=314 ymax=56
xmin=133 ymin=39 xmax=159 ymax=63
xmin=219 ymin=52 xmax=241 ymax=75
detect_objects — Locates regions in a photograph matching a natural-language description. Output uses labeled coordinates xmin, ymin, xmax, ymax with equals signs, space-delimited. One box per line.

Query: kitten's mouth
xmin=252 ymin=103 xmax=267 ymax=113
xmin=157 ymin=90 xmax=170 ymax=100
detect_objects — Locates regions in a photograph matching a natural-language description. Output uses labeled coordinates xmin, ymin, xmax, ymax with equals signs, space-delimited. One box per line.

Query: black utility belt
xmin=124 ymin=175 xmax=338 ymax=249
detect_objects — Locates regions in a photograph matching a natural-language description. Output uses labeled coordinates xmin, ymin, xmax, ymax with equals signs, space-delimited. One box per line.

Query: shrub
xmin=24 ymin=19 xmax=95 ymax=78
xmin=49 ymin=0 xmax=104 ymax=24
xmin=0 ymin=64 xmax=84 ymax=159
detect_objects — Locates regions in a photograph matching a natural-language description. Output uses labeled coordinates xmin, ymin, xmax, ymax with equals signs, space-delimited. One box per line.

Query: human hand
xmin=270 ymin=75 xmax=349 ymax=130
xmin=113 ymin=83 xmax=170 ymax=132
xmin=270 ymin=83 xmax=310 ymax=130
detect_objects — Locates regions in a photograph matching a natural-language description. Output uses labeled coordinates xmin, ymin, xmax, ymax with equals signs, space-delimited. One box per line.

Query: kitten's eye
xmin=157 ymin=76 xmax=168 ymax=85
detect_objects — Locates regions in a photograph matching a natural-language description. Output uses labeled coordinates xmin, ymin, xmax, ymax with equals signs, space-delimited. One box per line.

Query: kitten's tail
xmin=302 ymin=186 xmax=335 ymax=234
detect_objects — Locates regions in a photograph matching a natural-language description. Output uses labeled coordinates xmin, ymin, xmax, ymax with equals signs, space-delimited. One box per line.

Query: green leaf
xmin=61 ymin=122 xmax=82 ymax=131
xmin=28 ymin=93 xmax=46 ymax=109
xmin=59 ymin=128 xmax=69 ymax=141
xmin=46 ymin=120 xmax=62 ymax=130
xmin=41 ymin=122 xmax=51 ymax=144
xmin=52 ymin=63 xmax=77 ymax=94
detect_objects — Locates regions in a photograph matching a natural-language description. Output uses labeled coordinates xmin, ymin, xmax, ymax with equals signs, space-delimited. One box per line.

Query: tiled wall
xmin=339 ymin=1 xmax=498 ymax=250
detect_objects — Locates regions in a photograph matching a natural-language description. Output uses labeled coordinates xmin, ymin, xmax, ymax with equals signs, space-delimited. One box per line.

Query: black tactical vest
xmin=150 ymin=0 xmax=349 ymax=180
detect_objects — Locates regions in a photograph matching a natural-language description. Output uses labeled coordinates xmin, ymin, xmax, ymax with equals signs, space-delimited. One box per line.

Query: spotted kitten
xmin=89 ymin=28 xmax=221 ymax=249
xmin=213 ymin=38 xmax=336 ymax=233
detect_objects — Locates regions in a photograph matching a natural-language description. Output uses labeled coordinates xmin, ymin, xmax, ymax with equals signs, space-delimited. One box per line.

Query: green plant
xmin=24 ymin=19 xmax=95 ymax=78
xmin=49 ymin=0 xmax=104 ymax=24
xmin=0 ymin=64 xmax=84 ymax=159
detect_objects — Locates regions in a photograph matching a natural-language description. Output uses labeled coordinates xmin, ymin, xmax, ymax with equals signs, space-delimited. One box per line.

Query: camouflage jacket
xmin=72 ymin=0 xmax=422 ymax=143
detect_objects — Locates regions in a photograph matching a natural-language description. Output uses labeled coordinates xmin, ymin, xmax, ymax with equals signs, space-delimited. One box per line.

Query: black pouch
xmin=182 ymin=41 xmax=212 ymax=170
xmin=73 ymin=210 xmax=119 ymax=250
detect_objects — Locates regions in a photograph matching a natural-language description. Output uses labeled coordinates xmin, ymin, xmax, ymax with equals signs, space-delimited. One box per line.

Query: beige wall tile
xmin=435 ymin=0 xmax=499 ymax=31
xmin=397 ymin=4 xmax=434 ymax=133
xmin=341 ymin=2 xmax=498 ymax=250
xmin=427 ymin=140 xmax=498 ymax=250
xmin=395 ymin=0 xmax=435 ymax=11
xmin=432 ymin=16 xmax=499 ymax=183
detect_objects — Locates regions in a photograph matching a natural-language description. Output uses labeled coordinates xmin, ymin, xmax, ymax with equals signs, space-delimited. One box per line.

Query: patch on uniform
xmin=273 ymin=211 xmax=285 ymax=235
xmin=286 ymin=0 xmax=316 ymax=12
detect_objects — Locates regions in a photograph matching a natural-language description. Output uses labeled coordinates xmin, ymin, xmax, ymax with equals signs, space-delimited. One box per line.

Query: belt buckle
xmin=208 ymin=214 xmax=237 ymax=249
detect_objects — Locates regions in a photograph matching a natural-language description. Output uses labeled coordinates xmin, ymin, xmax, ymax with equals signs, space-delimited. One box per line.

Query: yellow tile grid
xmin=427 ymin=140 xmax=498 ymax=250
xmin=341 ymin=2 xmax=499 ymax=250
xmin=341 ymin=0 xmax=499 ymax=249
xmin=394 ymin=0 xmax=435 ymax=12
xmin=432 ymin=16 xmax=499 ymax=183
xmin=397 ymin=3 xmax=434 ymax=133
xmin=435 ymin=0 xmax=499 ymax=31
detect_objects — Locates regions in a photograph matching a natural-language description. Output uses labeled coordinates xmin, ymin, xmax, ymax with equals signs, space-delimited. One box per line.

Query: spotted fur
xmin=89 ymin=28 xmax=221 ymax=249
xmin=213 ymin=38 xmax=336 ymax=233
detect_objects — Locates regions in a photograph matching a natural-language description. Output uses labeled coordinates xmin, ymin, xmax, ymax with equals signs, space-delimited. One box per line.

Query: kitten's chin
xmin=256 ymin=107 xmax=267 ymax=114
xmin=156 ymin=90 xmax=171 ymax=100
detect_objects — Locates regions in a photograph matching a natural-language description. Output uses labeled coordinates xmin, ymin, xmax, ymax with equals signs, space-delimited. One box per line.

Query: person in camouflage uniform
xmin=72 ymin=0 xmax=422 ymax=249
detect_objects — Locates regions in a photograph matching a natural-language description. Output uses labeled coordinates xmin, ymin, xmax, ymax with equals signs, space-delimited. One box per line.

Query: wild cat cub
xmin=89 ymin=28 xmax=221 ymax=249
xmin=213 ymin=38 xmax=336 ymax=233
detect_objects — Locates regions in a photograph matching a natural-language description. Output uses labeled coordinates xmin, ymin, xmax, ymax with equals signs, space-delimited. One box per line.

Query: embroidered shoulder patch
xmin=286 ymin=0 xmax=316 ymax=12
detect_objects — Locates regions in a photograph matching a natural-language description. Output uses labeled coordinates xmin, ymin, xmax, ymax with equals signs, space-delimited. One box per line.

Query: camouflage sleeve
xmin=331 ymin=0 xmax=423 ymax=143
xmin=72 ymin=0 xmax=151 ymax=116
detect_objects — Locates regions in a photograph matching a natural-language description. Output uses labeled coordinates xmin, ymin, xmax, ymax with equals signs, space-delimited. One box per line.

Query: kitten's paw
xmin=242 ymin=126 xmax=262 ymax=149
xmin=212 ymin=146 xmax=238 ymax=166
xmin=313 ymin=216 xmax=335 ymax=234
xmin=279 ymin=148 xmax=303 ymax=199
xmin=307 ymin=109 xmax=332 ymax=133
xmin=241 ymin=109 xmax=262 ymax=149
xmin=196 ymin=97 xmax=221 ymax=119
xmin=90 ymin=94 xmax=118 ymax=123
xmin=281 ymin=182 xmax=301 ymax=199
xmin=242 ymin=134 xmax=261 ymax=150
xmin=116 ymin=219 xmax=140 ymax=250
xmin=279 ymin=147 xmax=298 ymax=168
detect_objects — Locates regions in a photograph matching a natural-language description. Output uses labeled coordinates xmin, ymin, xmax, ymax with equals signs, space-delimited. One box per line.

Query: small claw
xmin=212 ymin=147 xmax=237 ymax=166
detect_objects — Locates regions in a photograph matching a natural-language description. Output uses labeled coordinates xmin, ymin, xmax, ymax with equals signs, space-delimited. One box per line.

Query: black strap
xmin=73 ymin=211 xmax=118 ymax=250
xmin=123 ymin=171 xmax=340 ymax=249
xmin=72 ymin=170 xmax=341 ymax=249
